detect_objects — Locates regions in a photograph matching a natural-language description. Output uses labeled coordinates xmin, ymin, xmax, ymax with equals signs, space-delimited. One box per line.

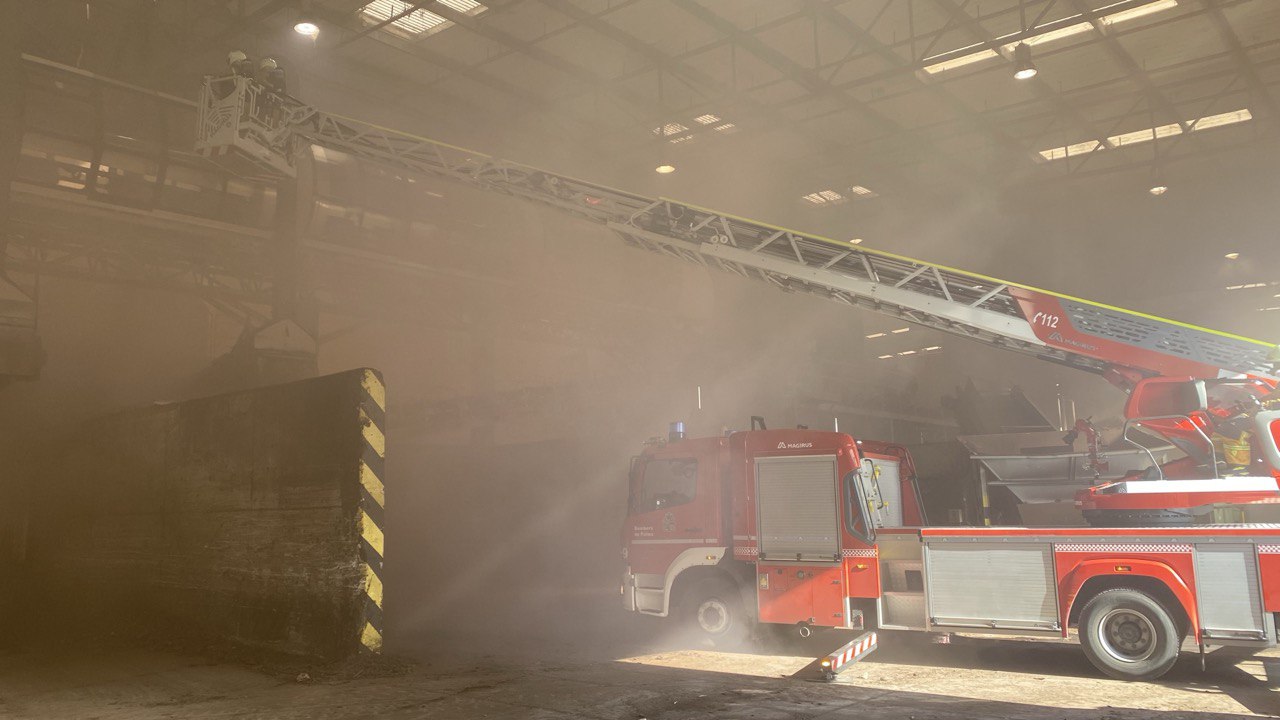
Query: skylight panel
xmin=1038 ymin=107 xmax=1251 ymax=161
xmin=1191 ymin=108 xmax=1252 ymax=131
xmin=358 ymin=0 xmax=486 ymax=38
xmin=668 ymin=134 xmax=695 ymax=145
xmin=653 ymin=122 xmax=689 ymax=137
xmin=802 ymin=188 xmax=849 ymax=206
xmin=849 ymin=185 xmax=878 ymax=197
xmin=1038 ymin=140 xmax=1101 ymax=161
xmin=1001 ymin=21 xmax=1092 ymax=53
xmin=1099 ymin=0 xmax=1178 ymax=25
xmin=1108 ymin=122 xmax=1182 ymax=147
xmin=927 ymin=1 xmax=1177 ymax=76
xmin=713 ymin=122 xmax=738 ymax=133
xmin=922 ymin=48 xmax=999 ymax=75
xmin=437 ymin=0 xmax=485 ymax=13
xmin=693 ymin=114 xmax=721 ymax=125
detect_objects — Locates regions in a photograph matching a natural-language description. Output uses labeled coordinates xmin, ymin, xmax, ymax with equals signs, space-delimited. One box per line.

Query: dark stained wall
xmin=8 ymin=369 xmax=382 ymax=659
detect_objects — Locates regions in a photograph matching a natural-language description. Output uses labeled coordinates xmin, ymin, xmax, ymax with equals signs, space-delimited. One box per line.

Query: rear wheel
xmin=1078 ymin=588 xmax=1182 ymax=681
xmin=683 ymin=578 xmax=750 ymax=649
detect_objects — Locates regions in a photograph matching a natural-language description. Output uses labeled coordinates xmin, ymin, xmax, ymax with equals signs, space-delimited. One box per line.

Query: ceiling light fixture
xmin=1013 ymin=43 xmax=1038 ymax=80
xmin=1148 ymin=184 xmax=1168 ymax=196
xmin=294 ymin=1 xmax=319 ymax=36
xmin=655 ymin=164 xmax=675 ymax=174
xmin=1225 ymin=252 xmax=1241 ymax=260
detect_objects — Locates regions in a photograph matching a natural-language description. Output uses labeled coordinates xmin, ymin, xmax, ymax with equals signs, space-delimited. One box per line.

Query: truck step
xmin=819 ymin=631 xmax=878 ymax=681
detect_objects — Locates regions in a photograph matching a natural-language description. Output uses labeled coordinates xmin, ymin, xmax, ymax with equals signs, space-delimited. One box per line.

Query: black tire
xmin=1078 ymin=588 xmax=1182 ymax=681
xmin=682 ymin=578 xmax=750 ymax=649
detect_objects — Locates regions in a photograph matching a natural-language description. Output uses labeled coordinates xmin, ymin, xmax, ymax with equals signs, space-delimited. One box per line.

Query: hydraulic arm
xmin=195 ymin=75 xmax=1278 ymax=399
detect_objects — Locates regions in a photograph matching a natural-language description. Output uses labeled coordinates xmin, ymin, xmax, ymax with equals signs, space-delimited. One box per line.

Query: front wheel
xmin=1078 ymin=588 xmax=1182 ymax=681
xmin=682 ymin=578 xmax=750 ymax=649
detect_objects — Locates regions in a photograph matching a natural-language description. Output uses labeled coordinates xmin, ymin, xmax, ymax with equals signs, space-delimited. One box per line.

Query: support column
xmin=198 ymin=165 xmax=318 ymax=394
xmin=0 ymin=3 xmax=43 ymax=381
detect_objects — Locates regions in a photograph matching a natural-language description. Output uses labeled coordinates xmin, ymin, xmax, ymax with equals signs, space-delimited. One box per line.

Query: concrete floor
xmin=2 ymin=627 xmax=1276 ymax=719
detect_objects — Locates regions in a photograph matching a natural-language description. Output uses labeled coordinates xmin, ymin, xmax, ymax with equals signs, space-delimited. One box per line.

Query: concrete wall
xmin=8 ymin=368 xmax=385 ymax=659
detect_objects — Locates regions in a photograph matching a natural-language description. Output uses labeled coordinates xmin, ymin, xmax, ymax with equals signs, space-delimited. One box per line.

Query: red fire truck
xmin=622 ymin=413 xmax=1280 ymax=681
xmin=193 ymin=75 xmax=1280 ymax=681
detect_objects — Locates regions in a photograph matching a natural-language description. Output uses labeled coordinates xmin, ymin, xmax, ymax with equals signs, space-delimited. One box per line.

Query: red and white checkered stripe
xmin=733 ymin=546 xmax=759 ymax=557
xmin=826 ymin=632 xmax=877 ymax=671
xmin=841 ymin=548 xmax=878 ymax=558
xmin=1258 ymin=544 xmax=1280 ymax=554
xmin=1055 ymin=543 xmax=1193 ymax=554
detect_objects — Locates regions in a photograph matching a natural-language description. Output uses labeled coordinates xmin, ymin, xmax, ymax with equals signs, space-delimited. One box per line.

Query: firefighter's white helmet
xmin=228 ymin=50 xmax=248 ymax=66
xmin=259 ymin=57 xmax=278 ymax=71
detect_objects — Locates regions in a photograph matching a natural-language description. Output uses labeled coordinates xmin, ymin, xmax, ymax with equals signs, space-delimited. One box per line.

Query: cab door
xmin=625 ymin=446 xmax=723 ymax=614
xmin=843 ymin=461 xmax=881 ymax=602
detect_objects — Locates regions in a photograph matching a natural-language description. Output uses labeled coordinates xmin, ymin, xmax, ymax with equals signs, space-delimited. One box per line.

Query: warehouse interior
xmin=1 ymin=0 xmax=1279 ymax=717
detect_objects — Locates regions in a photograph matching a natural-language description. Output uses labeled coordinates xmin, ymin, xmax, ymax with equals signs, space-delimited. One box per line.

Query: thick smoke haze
xmin=3 ymin=0 xmax=1277 ymax=667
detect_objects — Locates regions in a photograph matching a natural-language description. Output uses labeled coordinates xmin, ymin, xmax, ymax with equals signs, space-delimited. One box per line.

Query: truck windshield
xmin=635 ymin=458 xmax=697 ymax=513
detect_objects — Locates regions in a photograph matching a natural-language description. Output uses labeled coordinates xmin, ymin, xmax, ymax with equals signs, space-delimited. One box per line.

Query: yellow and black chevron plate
xmin=358 ymin=368 xmax=386 ymax=653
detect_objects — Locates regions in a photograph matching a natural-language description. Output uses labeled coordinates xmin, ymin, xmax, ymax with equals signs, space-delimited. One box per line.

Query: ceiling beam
xmin=1066 ymin=0 xmax=1191 ymax=142
xmin=929 ymin=0 xmax=1118 ymax=156
xmin=666 ymin=0 xmax=977 ymax=183
xmin=1198 ymin=0 xmax=1280 ymax=119
xmin=808 ymin=0 xmax=1037 ymax=166
xmin=421 ymin=0 xmax=663 ymax=124
xmin=545 ymin=0 xmax=930 ymax=195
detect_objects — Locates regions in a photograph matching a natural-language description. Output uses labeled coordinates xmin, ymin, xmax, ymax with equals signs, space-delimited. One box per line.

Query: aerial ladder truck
xmin=196 ymin=74 xmax=1280 ymax=681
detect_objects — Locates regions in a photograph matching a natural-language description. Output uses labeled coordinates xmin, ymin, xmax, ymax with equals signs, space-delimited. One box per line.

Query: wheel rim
xmin=697 ymin=598 xmax=731 ymax=635
xmin=1097 ymin=608 xmax=1157 ymax=663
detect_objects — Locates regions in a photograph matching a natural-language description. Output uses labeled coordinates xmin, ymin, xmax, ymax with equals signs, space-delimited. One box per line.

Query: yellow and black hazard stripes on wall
xmin=358 ymin=368 xmax=386 ymax=653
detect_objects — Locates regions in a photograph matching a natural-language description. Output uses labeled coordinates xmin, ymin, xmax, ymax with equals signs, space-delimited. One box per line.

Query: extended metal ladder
xmin=195 ymin=76 xmax=1278 ymax=388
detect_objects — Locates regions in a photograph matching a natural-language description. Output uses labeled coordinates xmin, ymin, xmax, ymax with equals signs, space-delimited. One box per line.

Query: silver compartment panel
xmin=926 ymin=542 xmax=1058 ymax=631
xmin=756 ymin=455 xmax=839 ymax=561
xmin=1196 ymin=544 xmax=1267 ymax=640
